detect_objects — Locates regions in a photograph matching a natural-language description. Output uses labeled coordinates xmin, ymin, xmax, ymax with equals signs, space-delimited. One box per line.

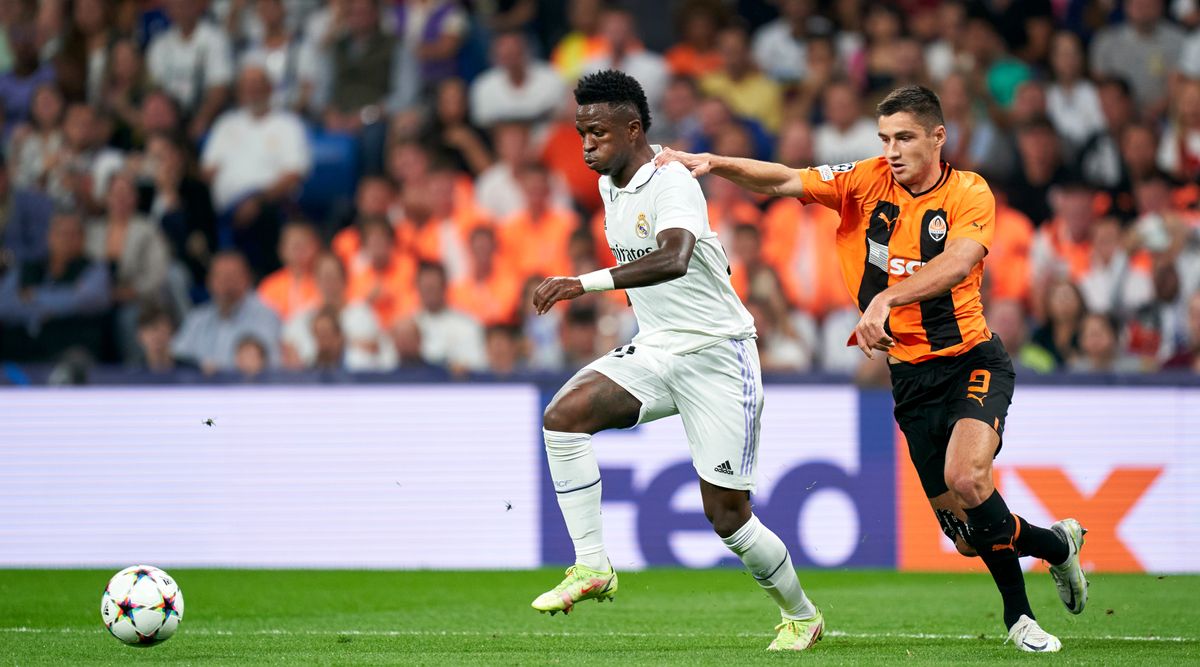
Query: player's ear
xmin=627 ymin=117 xmax=642 ymax=141
xmin=932 ymin=124 xmax=947 ymax=149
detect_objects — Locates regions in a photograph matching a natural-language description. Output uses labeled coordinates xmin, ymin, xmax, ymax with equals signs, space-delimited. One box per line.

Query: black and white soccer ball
xmin=100 ymin=565 xmax=184 ymax=646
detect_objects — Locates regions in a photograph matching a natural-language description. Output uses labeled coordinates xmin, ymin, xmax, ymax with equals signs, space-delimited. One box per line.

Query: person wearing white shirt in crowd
xmin=412 ymin=261 xmax=487 ymax=372
xmin=468 ymin=30 xmax=564 ymax=131
xmin=751 ymin=0 xmax=817 ymax=84
xmin=201 ymin=63 xmax=311 ymax=274
xmin=1045 ymin=31 xmax=1106 ymax=151
xmin=237 ymin=0 xmax=307 ymax=111
xmin=582 ymin=9 xmax=668 ymax=116
xmin=474 ymin=122 xmax=572 ymax=219
xmin=813 ymin=80 xmax=880 ymax=166
xmin=146 ymin=0 xmax=234 ymax=140
xmin=283 ymin=252 xmax=397 ymax=372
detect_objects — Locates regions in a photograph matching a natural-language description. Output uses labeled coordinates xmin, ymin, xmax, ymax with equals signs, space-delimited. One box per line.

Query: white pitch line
xmin=0 ymin=627 xmax=1194 ymax=643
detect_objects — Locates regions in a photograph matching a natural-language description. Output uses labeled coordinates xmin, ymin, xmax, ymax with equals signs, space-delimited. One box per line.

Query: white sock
xmin=544 ymin=429 xmax=609 ymax=571
xmin=722 ymin=515 xmax=816 ymax=620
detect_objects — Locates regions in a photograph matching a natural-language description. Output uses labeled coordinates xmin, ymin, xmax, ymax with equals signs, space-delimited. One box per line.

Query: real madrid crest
xmin=635 ymin=213 xmax=650 ymax=239
xmin=928 ymin=214 xmax=947 ymax=242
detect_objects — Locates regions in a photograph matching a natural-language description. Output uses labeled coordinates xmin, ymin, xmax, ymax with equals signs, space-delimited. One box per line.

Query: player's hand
xmin=854 ymin=295 xmax=895 ymax=360
xmin=533 ymin=276 xmax=584 ymax=315
xmin=654 ymin=147 xmax=713 ymax=178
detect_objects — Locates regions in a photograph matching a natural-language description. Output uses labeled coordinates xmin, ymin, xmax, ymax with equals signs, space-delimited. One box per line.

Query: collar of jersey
xmin=607 ymin=145 xmax=664 ymax=196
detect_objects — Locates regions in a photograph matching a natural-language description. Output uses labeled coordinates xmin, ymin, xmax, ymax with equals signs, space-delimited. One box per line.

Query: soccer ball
xmin=100 ymin=565 xmax=184 ymax=646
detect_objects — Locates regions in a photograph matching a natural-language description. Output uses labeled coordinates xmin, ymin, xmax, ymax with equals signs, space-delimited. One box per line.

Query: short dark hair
xmin=574 ymin=69 xmax=652 ymax=131
xmin=876 ymin=85 xmax=944 ymax=131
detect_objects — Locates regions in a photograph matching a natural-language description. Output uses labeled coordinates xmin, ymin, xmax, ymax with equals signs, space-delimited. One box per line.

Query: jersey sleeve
xmin=796 ymin=161 xmax=861 ymax=210
xmin=653 ymin=166 xmax=706 ymax=238
xmin=947 ymin=181 xmax=996 ymax=252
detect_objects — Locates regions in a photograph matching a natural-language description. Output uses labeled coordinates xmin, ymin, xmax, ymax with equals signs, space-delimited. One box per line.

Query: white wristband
xmin=578 ymin=269 xmax=615 ymax=292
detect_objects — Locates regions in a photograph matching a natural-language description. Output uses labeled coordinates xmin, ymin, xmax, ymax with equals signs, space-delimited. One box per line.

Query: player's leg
xmin=676 ymin=339 xmax=821 ymax=651
xmin=944 ymin=419 xmax=1060 ymax=652
xmin=534 ymin=348 xmax=676 ymax=615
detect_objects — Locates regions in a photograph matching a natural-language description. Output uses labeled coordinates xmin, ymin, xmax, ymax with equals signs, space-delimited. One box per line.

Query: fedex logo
xmin=889 ymin=257 xmax=926 ymax=276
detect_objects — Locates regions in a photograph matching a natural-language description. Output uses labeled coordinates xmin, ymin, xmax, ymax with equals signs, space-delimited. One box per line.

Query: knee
xmin=706 ymin=503 xmax=750 ymax=539
xmin=945 ymin=470 xmax=989 ymax=506
xmin=955 ymin=539 xmax=978 ymax=558
xmin=543 ymin=394 xmax=589 ymax=434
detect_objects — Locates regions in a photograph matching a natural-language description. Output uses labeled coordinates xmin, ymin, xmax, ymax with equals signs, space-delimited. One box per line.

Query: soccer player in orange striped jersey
xmin=657 ymin=85 xmax=1089 ymax=653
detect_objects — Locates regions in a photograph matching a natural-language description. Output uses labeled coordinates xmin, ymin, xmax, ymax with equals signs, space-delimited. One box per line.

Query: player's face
xmin=877 ymin=112 xmax=945 ymax=187
xmin=576 ymin=103 xmax=636 ymax=176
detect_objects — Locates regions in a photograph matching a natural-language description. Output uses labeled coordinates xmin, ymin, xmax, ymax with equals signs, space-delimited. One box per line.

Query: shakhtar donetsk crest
xmin=635 ymin=213 xmax=650 ymax=238
xmin=928 ymin=215 xmax=947 ymax=242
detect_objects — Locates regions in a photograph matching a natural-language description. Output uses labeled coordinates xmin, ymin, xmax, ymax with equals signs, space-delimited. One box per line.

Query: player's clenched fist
xmin=533 ymin=276 xmax=584 ymax=315
xmin=853 ymin=295 xmax=896 ymax=359
xmin=654 ymin=147 xmax=712 ymax=178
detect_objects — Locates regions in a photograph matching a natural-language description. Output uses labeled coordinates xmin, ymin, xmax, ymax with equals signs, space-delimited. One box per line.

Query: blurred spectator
xmin=132 ymin=300 xmax=179 ymax=373
xmin=1070 ymin=312 xmax=1143 ymax=373
xmin=324 ymin=0 xmax=419 ymax=174
xmin=202 ymin=63 xmax=311 ymax=275
xmin=9 ymin=83 xmax=64 ymax=192
xmin=146 ymin=0 xmax=234 ymax=140
xmin=1030 ymin=278 xmax=1085 ymax=368
xmin=1162 ymin=290 xmax=1200 ymax=370
xmin=1079 ymin=216 xmax=1155 ymax=316
xmin=347 ymin=216 xmax=416 ymax=328
xmin=984 ymin=194 xmax=1035 ymax=305
xmin=1007 ymin=80 xmax=1048 ymax=129
xmin=519 ymin=274 xmax=563 ymax=370
xmin=425 ymin=77 xmax=493 ymax=176
xmin=283 ymin=252 xmax=396 ymax=372
xmin=549 ymin=0 xmax=605 ymax=82
xmin=390 ymin=316 xmax=430 ymax=368
xmin=257 ymin=220 xmax=321 ymax=320
xmin=1128 ymin=260 xmax=1189 ymax=361
xmin=924 ymin=0 xmax=968 ymax=84
xmin=233 ymin=334 xmax=269 ymax=379
xmin=540 ymin=91 xmax=603 ymax=212
xmin=700 ymin=24 xmax=782 ymax=133
xmin=484 ymin=323 xmax=525 ymax=376
xmin=500 ymin=162 xmax=578 ymax=281
xmin=237 ymin=0 xmax=306 ymax=111
xmin=664 ymin=0 xmax=724 ymax=78
xmin=706 ymin=175 xmax=760 ymax=248
xmin=134 ymin=89 xmax=183 ymax=149
xmin=581 ymin=9 xmax=667 ymax=115
xmin=559 ymin=301 xmax=599 ymax=371
xmin=938 ymin=71 xmax=1010 ymax=178
xmin=331 ymin=176 xmax=399 ymax=262
xmin=98 ymin=39 xmax=146 ymax=150
xmin=43 ymin=102 xmax=123 ymax=212
xmin=0 ymin=154 xmax=54 ymax=267
xmin=1077 ymin=77 xmax=1136 ymax=192
xmin=1046 ymin=31 xmax=1105 ymax=152
xmin=745 ymin=296 xmax=814 ymax=372
xmin=0 ymin=21 xmax=56 ymax=131
xmin=964 ymin=14 xmax=1030 ymax=109
xmin=1157 ymin=78 xmax=1200 ymax=181
xmin=0 ymin=211 xmax=111 ymax=362
xmin=310 ymin=305 xmax=347 ymax=371
xmin=1031 ymin=177 xmax=1098 ymax=284
xmin=55 ymin=0 xmax=113 ymax=104
xmin=751 ymin=0 xmax=816 ymax=84
xmin=412 ymin=260 xmax=486 ymax=372
xmin=649 ymin=76 xmax=701 ymax=147
xmin=987 ymin=298 xmax=1055 ymax=374
xmin=394 ymin=0 xmax=467 ymax=89
xmin=450 ymin=225 xmax=521 ymax=326
xmin=686 ymin=96 xmax=774 ymax=162
xmin=405 ymin=166 xmax=476 ymax=280
xmin=1006 ymin=117 xmax=1065 ymax=227
xmin=788 ymin=35 xmax=839 ymax=124
xmin=85 ymin=172 xmax=170 ymax=359
xmin=849 ymin=3 xmax=903 ymax=96
xmin=1091 ymin=0 xmax=1183 ymax=119
xmin=469 ymin=30 xmax=564 ymax=131
xmin=814 ymin=80 xmax=879 ymax=166
xmin=140 ymin=132 xmax=217 ymax=293
xmin=475 ymin=122 xmax=571 ymax=219
xmin=761 ymin=196 xmax=851 ymax=321
xmin=172 ymin=251 xmax=281 ymax=374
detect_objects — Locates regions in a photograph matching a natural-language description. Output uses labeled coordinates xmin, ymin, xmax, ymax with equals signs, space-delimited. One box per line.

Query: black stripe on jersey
xmin=918 ymin=207 xmax=964 ymax=350
xmin=858 ymin=201 xmax=900 ymax=330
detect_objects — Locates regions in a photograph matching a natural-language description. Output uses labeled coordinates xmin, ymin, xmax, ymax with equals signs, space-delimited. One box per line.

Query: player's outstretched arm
xmin=532 ymin=229 xmax=696 ymax=315
xmin=655 ymin=148 xmax=805 ymax=198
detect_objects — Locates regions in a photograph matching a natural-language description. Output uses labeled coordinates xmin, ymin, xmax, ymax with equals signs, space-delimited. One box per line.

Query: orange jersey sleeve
xmin=796 ymin=161 xmax=864 ymax=211
xmin=946 ymin=178 xmax=996 ymax=253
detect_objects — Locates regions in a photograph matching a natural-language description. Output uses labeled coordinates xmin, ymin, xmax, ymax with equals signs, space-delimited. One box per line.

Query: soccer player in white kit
xmin=530 ymin=70 xmax=824 ymax=651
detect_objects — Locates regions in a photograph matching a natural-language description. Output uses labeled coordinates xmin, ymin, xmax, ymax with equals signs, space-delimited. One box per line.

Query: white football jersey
xmin=598 ymin=147 xmax=755 ymax=354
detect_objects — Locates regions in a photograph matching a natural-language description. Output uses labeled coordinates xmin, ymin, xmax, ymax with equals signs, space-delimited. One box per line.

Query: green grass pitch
xmin=1 ymin=569 xmax=1196 ymax=665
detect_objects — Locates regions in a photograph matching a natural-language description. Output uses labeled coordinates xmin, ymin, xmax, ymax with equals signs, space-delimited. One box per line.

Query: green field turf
xmin=0 ymin=569 xmax=1196 ymax=665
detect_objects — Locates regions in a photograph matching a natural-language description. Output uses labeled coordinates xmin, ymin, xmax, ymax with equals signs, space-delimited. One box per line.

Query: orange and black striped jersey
xmin=797 ymin=157 xmax=995 ymax=363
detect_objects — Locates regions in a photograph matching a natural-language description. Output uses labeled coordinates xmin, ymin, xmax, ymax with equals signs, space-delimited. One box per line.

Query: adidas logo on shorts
xmin=714 ymin=460 xmax=734 ymax=475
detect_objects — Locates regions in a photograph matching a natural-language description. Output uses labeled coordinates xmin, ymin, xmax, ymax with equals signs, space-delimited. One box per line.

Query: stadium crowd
xmin=1 ymin=0 xmax=1199 ymax=381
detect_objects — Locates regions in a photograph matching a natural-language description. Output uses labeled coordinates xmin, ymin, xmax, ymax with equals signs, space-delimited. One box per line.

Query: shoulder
xmin=651 ymin=161 xmax=703 ymax=195
xmin=948 ymin=169 xmax=996 ymax=206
